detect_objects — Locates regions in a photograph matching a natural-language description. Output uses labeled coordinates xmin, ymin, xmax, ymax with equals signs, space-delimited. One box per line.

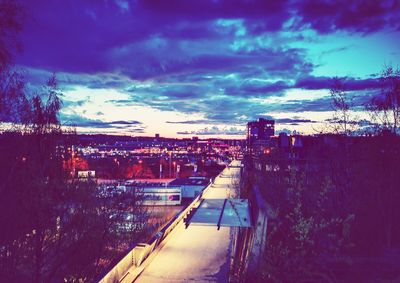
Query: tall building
xmin=247 ymin=118 xmax=275 ymax=146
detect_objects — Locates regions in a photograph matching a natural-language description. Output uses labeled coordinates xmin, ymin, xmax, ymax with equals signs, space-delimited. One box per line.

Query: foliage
xmin=0 ymin=75 xmax=148 ymax=282
xmin=0 ymin=0 xmax=23 ymax=69
xmin=0 ymin=0 xmax=26 ymax=124
xmin=252 ymin=150 xmax=347 ymax=282
xmin=248 ymin=133 xmax=400 ymax=282
xmin=329 ymin=77 xmax=357 ymax=135
xmin=366 ymin=65 xmax=400 ymax=135
xmin=0 ymin=67 xmax=29 ymax=123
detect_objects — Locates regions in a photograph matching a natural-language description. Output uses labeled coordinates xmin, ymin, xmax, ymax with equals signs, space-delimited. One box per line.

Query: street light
xmin=169 ymin=151 xmax=172 ymax=178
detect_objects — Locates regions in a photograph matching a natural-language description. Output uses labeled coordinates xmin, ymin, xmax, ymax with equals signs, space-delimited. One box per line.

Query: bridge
xmin=99 ymin=160 xmax=256 ymax=283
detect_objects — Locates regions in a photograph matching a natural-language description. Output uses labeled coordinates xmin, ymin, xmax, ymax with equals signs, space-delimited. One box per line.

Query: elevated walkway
xmin=133 ymin=160 xmax=247 ymax=282
xmin=98 ymin=160 xmax=249 ymax=283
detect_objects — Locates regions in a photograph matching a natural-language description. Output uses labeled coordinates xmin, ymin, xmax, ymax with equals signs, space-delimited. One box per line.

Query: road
xmin=133 ymin=161 xmax=242 ymax=283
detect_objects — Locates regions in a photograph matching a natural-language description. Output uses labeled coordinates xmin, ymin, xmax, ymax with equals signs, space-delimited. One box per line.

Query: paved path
xmin=133 ymin=161 xmax=242 ymax=283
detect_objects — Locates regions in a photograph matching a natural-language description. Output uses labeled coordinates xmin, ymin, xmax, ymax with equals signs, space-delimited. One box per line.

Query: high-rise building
xmin=247 ymin=118 xmax=275 ymax=146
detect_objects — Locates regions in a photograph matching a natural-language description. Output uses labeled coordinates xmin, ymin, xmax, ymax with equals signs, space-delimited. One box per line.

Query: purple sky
xmin=15 ymin=0 xmax=400 ymax=137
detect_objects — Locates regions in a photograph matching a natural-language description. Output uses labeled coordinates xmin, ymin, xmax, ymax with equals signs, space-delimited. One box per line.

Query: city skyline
xmin=15 ymin=0 xmax=400 ymax=137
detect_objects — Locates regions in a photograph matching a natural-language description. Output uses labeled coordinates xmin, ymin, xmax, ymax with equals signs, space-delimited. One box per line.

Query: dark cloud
xmin=17 ymin=0 xmax=399 ymax=78
xmin=166 ymin=120 xmax=215 ymax=125
xmin=320 ymin=46 xmax=350 ymax=56
xmin=276 ymin=98 xmax=333 ymax=112
xmin=295 ymin=76 xmax=380 ymax=91
xmin=108 ymin=120 xmax=141 ymax=125
xmin=275 ymin=118 xmax=317 ymax=124
xmin=62 ymin=99 xmax=88 ymax=108
xmin=137 ymin=0 xmax=291 ymax=24
xmin=240 ymin=80 xmax=289 ymax=94
xmin=60 ymin=113 xmax=143 ymax=130
xmin=295 ymin=0 xmax=400 ymax=34
xmin=15 ymin=0 xmax=310 ymax=81
xmin=223 ymin=80 xmax=290 ymax=97
xmin=106 ymin=99 xmax=135 ymax=105
xmin=102 ymin=73 xmax=382 ymax=125
xmin=117 ymin=47 xmax=312 ymax=81
xmin=111 ymin=91 xmax=269 ymax=124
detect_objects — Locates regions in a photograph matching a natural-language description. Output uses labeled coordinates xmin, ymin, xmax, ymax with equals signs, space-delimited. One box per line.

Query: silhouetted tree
xmin=0 ymin=74 xmax=149 ymax=282
xmin=0 ymin=0 xmax=23 ymax=68
xmin=250 ymin=147 xmax=350 ymax=283
xmin=0 ymin=68 xmax=30 ymax=123
xmin=366 ymin=65 xmax=400 ymax=135
xmin=0 ymin=3 xmax=148 ymax=281
xmin=0 ymin=0 xmax=27 ymax=123
xmin=329 ymin=77 xmax=356 ymax=135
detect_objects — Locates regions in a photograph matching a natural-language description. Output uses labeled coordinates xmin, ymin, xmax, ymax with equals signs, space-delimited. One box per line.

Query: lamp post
xmin=169 ymin=152 xmax=172 ymax=178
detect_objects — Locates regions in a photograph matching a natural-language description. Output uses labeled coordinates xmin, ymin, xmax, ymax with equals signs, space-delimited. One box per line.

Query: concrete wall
xmin=247 ymin=184 xmax=270 ymax=272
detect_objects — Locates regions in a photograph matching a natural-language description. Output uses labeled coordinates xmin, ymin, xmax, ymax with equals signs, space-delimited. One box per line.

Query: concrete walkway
xmin=133 ymin=161 xmax=242 ymax=283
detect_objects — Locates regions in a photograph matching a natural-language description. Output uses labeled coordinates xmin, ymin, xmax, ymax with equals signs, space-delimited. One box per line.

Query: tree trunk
xmin=34 ymin=229 xmax=43 ymax=283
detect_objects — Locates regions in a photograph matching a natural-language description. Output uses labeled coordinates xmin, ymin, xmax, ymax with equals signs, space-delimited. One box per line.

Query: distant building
xmin=77 ymin=170 xmax=95 ymax=179
xmin=139 ymin=187 xmax=181 ymax=206
xmin=124 ymin=181 xmax=182 ymax=205
xmin=247 ymin=118 xmax=275 ymax=147
xmin=169 ymin=177 xmax=210 ymax=198
xmin=278 ymin=132 xmax=290 ymax=147
xmin=291 ymin=135 xmax=304 ymax=148
xmin=123 ymin=177 xmax=209 ymax=203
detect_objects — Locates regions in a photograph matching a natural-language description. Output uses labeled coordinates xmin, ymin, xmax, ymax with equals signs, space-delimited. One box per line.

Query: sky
xmin=15 ymin=0 xmax=400 ymax=138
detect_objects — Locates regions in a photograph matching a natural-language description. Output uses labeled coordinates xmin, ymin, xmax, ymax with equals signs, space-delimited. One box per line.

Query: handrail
xmin=217 ymin=199 xmax=228 ymax=230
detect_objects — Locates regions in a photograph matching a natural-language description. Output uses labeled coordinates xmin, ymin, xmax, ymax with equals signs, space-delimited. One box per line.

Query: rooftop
xmin=169 ymin=177 xmax=210 ymax=186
